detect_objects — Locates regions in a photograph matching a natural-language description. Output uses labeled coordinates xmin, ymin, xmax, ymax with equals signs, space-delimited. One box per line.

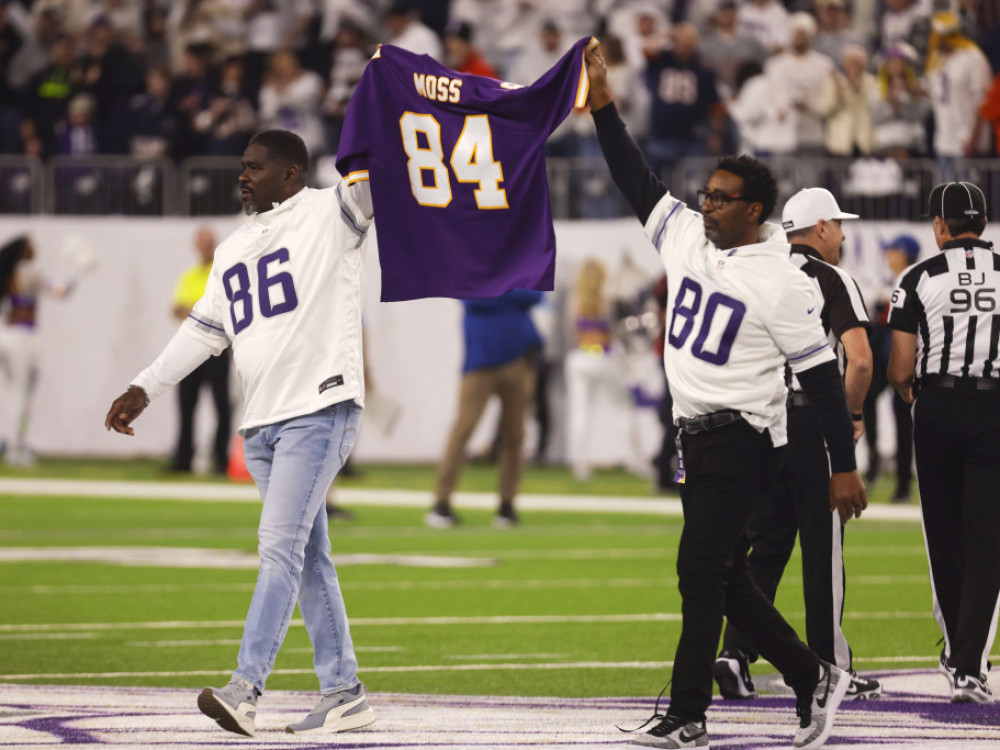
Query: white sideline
xmin=0 ymin=478 xmax=922 ymax=521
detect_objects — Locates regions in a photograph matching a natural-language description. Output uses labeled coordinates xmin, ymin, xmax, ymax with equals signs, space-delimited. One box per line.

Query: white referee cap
xmin=781 ymin=188 xmax=859 ymax=232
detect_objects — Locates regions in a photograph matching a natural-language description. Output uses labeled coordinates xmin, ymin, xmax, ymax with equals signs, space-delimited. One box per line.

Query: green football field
xmin=0 ymin=460 xmax=963 ymax=699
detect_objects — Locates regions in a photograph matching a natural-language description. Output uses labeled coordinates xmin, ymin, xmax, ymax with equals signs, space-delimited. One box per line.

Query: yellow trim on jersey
xmin=575 ymin=37 xmax=599 ymax=110
xmin=343 ymin=170 xmax=370 ymax=185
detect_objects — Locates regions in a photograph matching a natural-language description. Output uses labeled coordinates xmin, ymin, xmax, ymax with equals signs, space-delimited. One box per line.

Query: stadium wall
xmin=1 ymin=216 xmax=991 ymax=464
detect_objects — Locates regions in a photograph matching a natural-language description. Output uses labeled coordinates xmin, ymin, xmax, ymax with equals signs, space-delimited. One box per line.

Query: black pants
xmin=172 ymin=353 xmax=232 ymax=474
xmin=913 ymin=386 xmax=1000 ymax=676
xmin=670 ymin=419 xmax=818 ymax=722
xmin=863 ymin=328 xmax=913 ymax=493
xmin=722 ymin=405 xmax=850 ymax=669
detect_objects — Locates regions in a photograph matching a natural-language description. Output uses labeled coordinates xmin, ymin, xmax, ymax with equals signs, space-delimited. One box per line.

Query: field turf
xmin=0 ymin=460 xmax=960 ymax=699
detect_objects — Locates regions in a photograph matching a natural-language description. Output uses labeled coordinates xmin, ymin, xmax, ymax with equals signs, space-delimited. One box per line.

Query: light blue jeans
xmin=234 ymin=401 xmax=362 ymax=694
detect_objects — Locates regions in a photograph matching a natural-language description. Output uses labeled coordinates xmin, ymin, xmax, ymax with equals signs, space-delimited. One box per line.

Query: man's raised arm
xmin=586 ymin=46 xmax=667 ymax=225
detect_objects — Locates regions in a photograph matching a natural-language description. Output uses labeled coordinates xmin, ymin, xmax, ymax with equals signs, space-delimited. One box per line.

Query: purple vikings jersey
xmin=337 ymin=38 xmax=597 ymax=301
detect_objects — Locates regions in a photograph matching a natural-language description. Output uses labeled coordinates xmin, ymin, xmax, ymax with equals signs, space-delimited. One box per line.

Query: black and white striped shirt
xmin=788 ymin=245 xmax=871 ymax=390
xmin=889 ymin=238 xmax=1000 ymax=379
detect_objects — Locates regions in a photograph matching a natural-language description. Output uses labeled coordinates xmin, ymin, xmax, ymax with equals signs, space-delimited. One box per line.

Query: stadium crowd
xmin=1 ymin=0 xmax=999 ymax=181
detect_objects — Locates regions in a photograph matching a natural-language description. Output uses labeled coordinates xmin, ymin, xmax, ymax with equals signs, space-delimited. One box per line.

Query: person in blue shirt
xmin=427 ymin=290 xmax=543 ymax=529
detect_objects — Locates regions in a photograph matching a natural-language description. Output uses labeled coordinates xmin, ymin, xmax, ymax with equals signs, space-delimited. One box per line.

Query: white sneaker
xmin=285 ymin=683 xmax=376 ymax=733
xmin=424 ymin=509 xmax=459 ymax=528
xmin=713 ymin=649 xmax=756 ymax=699
xmin=952 ymin=672 xmax=994 ymax=704
xmin=197 ymin=679 xmax=258 ymax=737
xmin=793 ymin=662 xmax=850 ymax=750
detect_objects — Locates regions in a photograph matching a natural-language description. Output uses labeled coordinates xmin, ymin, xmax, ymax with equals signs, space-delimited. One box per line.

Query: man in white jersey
xmin=585 ymin=46 xmax=866 ymax=750
xmin=888 ymin=180 xmax=999 ymax=704
xmin=104 ymin=130 xmax=376 ymax=737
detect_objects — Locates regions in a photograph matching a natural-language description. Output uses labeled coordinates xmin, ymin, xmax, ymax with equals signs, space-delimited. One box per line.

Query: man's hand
xmin=585 ymin=45 xmax=613 ymax=111
xmin=104 ymin=387 xmax=148 ymax=436
xmin=829 ymin=470 xmax=867 ymax=524
xmin=852 ymin=416 xmax=865 ymax=443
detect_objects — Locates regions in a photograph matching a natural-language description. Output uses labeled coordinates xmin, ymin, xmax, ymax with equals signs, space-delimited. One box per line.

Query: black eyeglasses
xmin=697 ymin=189 xmax=748 ymax=209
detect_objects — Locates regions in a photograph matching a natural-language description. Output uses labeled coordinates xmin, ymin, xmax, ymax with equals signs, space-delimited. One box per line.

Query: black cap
xmin=445 ymin=20 xmax=473 ymax=42
xmin=928 ymin=181 xmax=988 ymax=221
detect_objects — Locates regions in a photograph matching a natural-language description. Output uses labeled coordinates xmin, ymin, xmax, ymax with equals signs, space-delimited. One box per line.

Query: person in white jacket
xmin=104 ymin=129 xmax=376 ymax=739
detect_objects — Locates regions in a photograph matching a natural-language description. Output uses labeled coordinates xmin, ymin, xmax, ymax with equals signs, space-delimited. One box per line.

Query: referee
xmin=888 ymin=180 xmax=999 ymax=704
xmin=717 ymin=188 xmax=881 ymax=702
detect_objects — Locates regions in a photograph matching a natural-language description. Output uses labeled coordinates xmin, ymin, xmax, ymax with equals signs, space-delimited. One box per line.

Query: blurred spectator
xmin=448 ymin=0 xmax=536 ymax=75
xmin=128 ymin=66 xmax=180 ymax=158
xmin=322 ymin=20 xmax=369 ymax=153
xmin=863 ymin=233 xmax=918 ymax=503
xmin=166 ymin=0 xmax=249 ymax=71
xmin=970 ymin=67 xmax=1000 ymax=157
xmin=0 ymin=234 xmax=81 ymax=466
xmin=601 ymin=34 xmax=649 ymax=141
xmin=140 ymin=3 xmax=170 ymax=71
xmin=316 ymin=0 xmax=378 ymax=69
xmin=79 ymin=16 xmax=143 ymax=152
xmin=242 ymin=0 xmax=317 ymax=102
xmin=170 ymin=43 xmax=213 ymax=159
xmin=507 ymin=20 xmax=584 ymax=158
xmin=643 ymin=22 xmax=724 ymax=177
xmin=880 ymin=0 xmax=931 ymax=52
xmin=426 ymin=290 xmax=543 ymax=529
xmin=815 ymin=44 xmax=877 ymax=157
xmin=6 ymin=6 xmax=61 ymax=96
xmin=814 ymin=0 xmax=868 ymax=66
xmin=96 ymin=0 xmax=144 ymax=50
xmin=22 ymin=33 xmax=83 ymax=157
xmin=443 ymin=20 xmax=498 ymax=78
xmin=565 ymin=258 xmax=617 ymax=481
xmin=698 ymin=0 xmax=767 ymax=96
xmin=924 ymin=11 xmax=991 ymax=180
xmin=258 ymin=49 xmax=325 ymax=157
xmin=508 ymin=18 xmax=564 ymax=85
xmin=737 ymin=0 xmax=791 ymax=54
xmin=0 ymin=3 xmax=28 ymax=153
xmin=870 ymin=42 xmax=928 ymax=157
xmin=384 ymin=1 xmax=442 ymax=60
xmin=193 ymin=56 xmax=257 ymax=155
xmin=729 ymin=59 xmax=797 ymax=156
xmin=633 ymin=3 xmax=671 ymax=63
xmin=169 ymin=226 xmax=231 ymax=475
xmin=764 ymin=12 xmax=834 ymax=156
xmin=55 ymin=91 xmax=97 ymax=154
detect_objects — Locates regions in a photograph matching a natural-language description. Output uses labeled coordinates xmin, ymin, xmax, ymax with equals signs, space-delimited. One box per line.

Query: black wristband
xmin=851 ymin=413 xmax=864 ymax=421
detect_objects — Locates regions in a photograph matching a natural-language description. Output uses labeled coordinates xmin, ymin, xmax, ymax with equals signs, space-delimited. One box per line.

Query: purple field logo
xmin=1 ymin=670 xmax=998 ymax=749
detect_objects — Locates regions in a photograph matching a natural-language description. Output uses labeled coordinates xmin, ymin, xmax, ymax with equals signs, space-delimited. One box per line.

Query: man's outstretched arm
xmin=586 ymin=46 xmax=667 ymax=225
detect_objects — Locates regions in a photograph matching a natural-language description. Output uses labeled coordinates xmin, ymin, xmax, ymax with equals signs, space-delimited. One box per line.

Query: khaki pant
xmin=434 ymin=354 xmax=535 ymax=503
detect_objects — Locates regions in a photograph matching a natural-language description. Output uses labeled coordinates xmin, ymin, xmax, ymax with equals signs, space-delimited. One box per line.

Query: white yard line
xmin=2 ymin=653 xmax=997 ymax=682
xmin=0 ymin=477 xmax=923 ymax=521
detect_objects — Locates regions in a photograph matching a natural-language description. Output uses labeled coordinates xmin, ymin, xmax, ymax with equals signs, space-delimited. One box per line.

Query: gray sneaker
xmin=629 ymin=714 xmax=708 ymax=748
xmin=793 ymin=661 xmax=850 ymax=750
xmin=197 ymin=678 xmax=258 ymax=737
xmin=285 ymin=683 xmax=376 ymax=734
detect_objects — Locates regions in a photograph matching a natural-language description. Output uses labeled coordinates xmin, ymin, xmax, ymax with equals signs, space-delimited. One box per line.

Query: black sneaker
xmin=630 ymin=714 xmax=708 ymax=748
xmin=844 ymin=670 xmax=882 ymax=700
xmin=713 ymin=648 xmax=756 ymax=699
xmin=952 ymin=672 xmax=994 ymax=704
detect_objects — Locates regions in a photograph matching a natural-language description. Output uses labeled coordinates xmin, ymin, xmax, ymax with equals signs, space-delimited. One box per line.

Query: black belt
xmin=678 ymin=409 xmax=743 ymax=435
xmin=788 ymin=391 xmax=809 ymax=407
xmin=920 ymin=374 xmax=1000 ymax=392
